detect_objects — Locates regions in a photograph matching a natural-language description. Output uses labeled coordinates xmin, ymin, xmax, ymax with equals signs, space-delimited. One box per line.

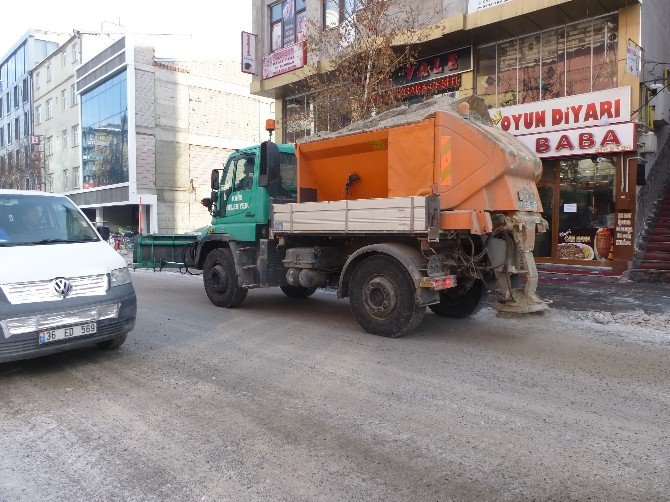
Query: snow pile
xmin=573 ymin=310 xmax=670 ymax=333
xmin=299 ymin=94 xmax=493 ymax=144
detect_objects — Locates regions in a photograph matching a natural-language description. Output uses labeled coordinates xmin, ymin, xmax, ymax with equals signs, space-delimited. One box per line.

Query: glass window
xmin=22 ymin=78 xmax=28 ymax=103
xmin=476 ymin=14 xmax=618 ymax=107
xmin=0 ymin=194 xmax=99 ymax=246
xmin=46 ymin=99 xmax=53 ymax=119
xmin=35 ymin=105 xmax=41 ymax=125
xmin=541 ymin=27 xmax=565 ymax=100
xmin=46 ymin=64 xmax=51 ymax=82
xmin=35 ymin=71 xmax=40 ymax=89
xmin=72 ymin=125 xmax=79 ymax=147
xmin=518 ymin=34 xmax=541 ymax=104
xmin=269 ymin=1 xmax=306 ymax=52
xmin=62 ymin=129 xmax=68 ymax=149
xmin=0 ymin=96 xmax=3 ymax=119
xmin=72 ymin=42 xmax=79 ymax=62
xmin=80 ymin=70 xmax=129 ymax=188
xmin=61 ymin=51 xmax=67 ymax=67
xmin=476 ymin=45 xmax=497 ymax=108
xmin=592 ymin=17 xmax=618 ymax=92
xmin=497 ymin=39 xmax=518 ymax=107
xmin=565 ymin=20 xmax=593 ymax=97
xmin=61 ymin=89 xmax=67 ymax=110
xmin=71 ymin=84 xmax=78 ymax=106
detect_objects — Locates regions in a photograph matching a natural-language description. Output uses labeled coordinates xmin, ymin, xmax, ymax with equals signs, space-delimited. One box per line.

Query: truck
xmin=135 ymin=96 xmax=548 ymax=337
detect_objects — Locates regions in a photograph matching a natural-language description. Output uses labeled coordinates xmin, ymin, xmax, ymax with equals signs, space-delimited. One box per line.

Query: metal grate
xmin=0 ymin=274 xmax=108 ymax=305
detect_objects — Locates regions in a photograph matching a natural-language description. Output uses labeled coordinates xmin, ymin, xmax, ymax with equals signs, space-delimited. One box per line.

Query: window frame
xmin=46 ymin=64 xmax=52 ymax=82
xmin=72 ymin=125 xmax=79 ymax=147
xmin=61 ymin=89 xmax=67 ymax=111
xmin=35 ymin=104 xmax=41 ymax=125
xmin=72 ymin=42 xmax=79 ymax=63
xmin=269 ymin=0 xmax=307 ymax=53
xmin=46 ymin=98 xmax=53 ymax=119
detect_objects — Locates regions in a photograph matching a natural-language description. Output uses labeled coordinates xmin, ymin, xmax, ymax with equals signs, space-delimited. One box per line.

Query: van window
xmin=0 ymin=195 xmax=99 ymax=246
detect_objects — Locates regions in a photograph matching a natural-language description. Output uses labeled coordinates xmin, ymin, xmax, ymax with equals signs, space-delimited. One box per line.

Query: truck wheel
xmin=96 ymin=333 xmax=127 ymax=349
xmin=349 ymin=255 xmax=425 ymax=337
xmin=280 ymin=285 xmax=317 ymax=298
xmin=428 ymin=279 xmax=485 ymax=318
xmin=203 ymin=248 xmax=248 ymax=308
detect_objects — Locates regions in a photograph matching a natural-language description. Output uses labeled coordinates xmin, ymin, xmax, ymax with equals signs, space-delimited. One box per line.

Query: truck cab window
xmin=234 ymin=156 xmax=256 ymax=192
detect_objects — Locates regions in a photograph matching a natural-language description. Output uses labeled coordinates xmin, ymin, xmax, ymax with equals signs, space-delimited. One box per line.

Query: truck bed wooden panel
xmin=271 ymin=196 xmax=428 ymax=235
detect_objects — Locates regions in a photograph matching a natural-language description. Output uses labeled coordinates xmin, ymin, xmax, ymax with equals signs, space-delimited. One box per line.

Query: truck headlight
xmin=110 ymin=267 xmax=132 ymax=287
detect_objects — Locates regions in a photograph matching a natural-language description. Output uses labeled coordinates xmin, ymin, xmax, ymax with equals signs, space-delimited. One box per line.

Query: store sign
xmin=395 ymin=47 xmax=472 ymax=88
xmin=516 ymin=122 xmax=637 ymax=158
xmin=241 ymin=32 xmax=257 ymax=75
xmin=468 ymin=0 xmax=512 ymax=13
xmin=558 ymin=228 xmax=614 ymax=261
xmin=615 ymin=212 xmax=633 ymax=247
xmin=29 ymin=135 xmax=40 ymax=145
xmin=490 ymin=87 xmax=631 ymax=136
xmin=263 ymin=42 xmax=306 ymax=79
xmin=397 ymin=75 xmax=461 ymax=100
xmin=626 ymin=42 xmax=640 ymax=77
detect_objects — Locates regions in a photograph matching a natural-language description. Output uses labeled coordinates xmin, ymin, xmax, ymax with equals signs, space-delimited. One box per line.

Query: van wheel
xmin=280 ymin=285 xmax=317 ymax=298
xmin=97 ymin=333 xmax=127 ymax=349
xmin=204 ymin=248 xmax=248 ymax=308
xmin=349 ymin=255 xmax=425 ymax=337
xmin=429 ymin=279 xmax=485 ymax=318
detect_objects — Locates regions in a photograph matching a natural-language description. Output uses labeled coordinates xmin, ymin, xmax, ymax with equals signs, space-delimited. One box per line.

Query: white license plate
xmin=39 ymin=323 xmax=97 ymax=344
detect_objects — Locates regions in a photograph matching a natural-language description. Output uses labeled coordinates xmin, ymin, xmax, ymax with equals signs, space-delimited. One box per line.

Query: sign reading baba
xmin=490 ymin=87 xmax=631 ymax=135
xmin=516 ymin=122 xmax=636 ymax=158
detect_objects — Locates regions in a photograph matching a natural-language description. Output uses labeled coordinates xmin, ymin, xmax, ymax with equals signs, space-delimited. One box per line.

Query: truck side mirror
xmin=97 ymin=225 xmax=110 ymax=241
xmin=259 ymin=141 xmax=280 ymax=188
xmin=211 ymin=170 xmax=220 ymax=191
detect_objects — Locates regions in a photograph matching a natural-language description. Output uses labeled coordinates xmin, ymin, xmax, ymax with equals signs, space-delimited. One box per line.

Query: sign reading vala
xmin=263 ymin=42 xmax=306 ymax=79
xmin=394 ymin=47 xmax=472 ymax=89
xmin=516 ymin=122 xmax=637 ymax=158
xmin=241 ymin=32 xmax=257 ymax=75
xmin=490 ymin=87 xmax=632 ymax=136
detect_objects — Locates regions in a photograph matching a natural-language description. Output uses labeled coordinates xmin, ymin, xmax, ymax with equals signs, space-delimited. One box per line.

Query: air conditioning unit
xmin=638 ymin=131 xmax=657 ymax=154
xmin=653 ymin=88 xmax=670 ymax=127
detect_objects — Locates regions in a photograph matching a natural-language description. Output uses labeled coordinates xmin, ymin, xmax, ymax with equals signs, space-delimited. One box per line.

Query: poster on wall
xmin=283 ymin=0 xmax=296 ymax=47
xmin=296 ymin=10 xmax=307 ymax=42
xmin=558 ymin=228 xmax=614 ymax=261
xmin=626 ymin=41 xmax=640 ymax=77
xmin=468 ymin=0 xmax=513 ymax=13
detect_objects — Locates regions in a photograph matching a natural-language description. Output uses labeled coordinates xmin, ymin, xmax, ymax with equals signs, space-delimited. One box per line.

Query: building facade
xmin=32 ymin=33 xmax=120 ymax=194
xmin=67 ymin=36 xmax=273 ymax=234
xmin=0 ymin=31 xmax=63 ymax=190
xmin=250 ymin=0 xmax=670 ymax=275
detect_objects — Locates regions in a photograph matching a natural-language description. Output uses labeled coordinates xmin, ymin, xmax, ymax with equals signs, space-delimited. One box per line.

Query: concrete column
xmin=95 ymin=207 xmax=104 ymax=226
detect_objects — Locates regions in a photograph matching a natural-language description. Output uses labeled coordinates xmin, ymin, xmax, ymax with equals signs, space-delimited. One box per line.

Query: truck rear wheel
xmin=428 ymin=279 xmax=485 ymax=318
xmin=349 ymin=255 xmax=425 ymax=337
xmin=280 ymin=285 xmax=317 ymax=298
xmin=203 ymin=248 xmax=248 ymax=308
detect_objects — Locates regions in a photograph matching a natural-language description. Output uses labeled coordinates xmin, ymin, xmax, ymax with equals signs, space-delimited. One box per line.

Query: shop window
xmin=270 ymin=0 xmax=307 ymax=52
xmin=591 ymin=17 xmax=618 ymax=92
xmin=284 ymin=92 xmax=316 ymax=143
xmin=518 ymin=34 xmax=541 ymax=104
xmin=475 ymin=45 xmax=497 ymax=108
xmin=476 ymin=14 xmax=618 ymax=107
xmin=565 ymin=21 xmax=593 ymax=97
xmin=496 ymin=39 xmax=518 ymax=107
xmin=541 ymin=27 xmax=566 ymax=100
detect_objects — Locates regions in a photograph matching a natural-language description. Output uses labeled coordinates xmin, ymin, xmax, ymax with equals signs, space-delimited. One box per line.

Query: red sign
xmin=397 ymin=75 xmax=461 ymax=99
xmin=516 ymin=122 xmax=636 ymax=158
xmin=241 ymin=32 xmax=257 ymax=75
xmin=29 ymin=135 xmax=40 ymax=145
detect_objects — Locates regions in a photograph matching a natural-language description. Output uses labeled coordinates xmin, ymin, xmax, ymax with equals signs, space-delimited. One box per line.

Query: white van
xmin=0 ymin=190 xmax=136 ymax=363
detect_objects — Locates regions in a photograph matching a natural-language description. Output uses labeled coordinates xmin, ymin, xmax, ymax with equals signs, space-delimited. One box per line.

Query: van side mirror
xmin=211 ymin=170 xmax=220 ymax=191
xmin=259 ymin=141 xmax=280 ymax=188
xmin=97 ymin=225 xmax=110 ymax=241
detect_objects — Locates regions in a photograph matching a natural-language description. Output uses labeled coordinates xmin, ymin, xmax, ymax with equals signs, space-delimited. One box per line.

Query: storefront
xmin=489 ymin=87 xmax=638 ymax=273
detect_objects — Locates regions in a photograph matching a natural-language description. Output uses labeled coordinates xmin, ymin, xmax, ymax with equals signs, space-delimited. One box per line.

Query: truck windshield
xmin=0 ymin=194 xmax=100 ymax=247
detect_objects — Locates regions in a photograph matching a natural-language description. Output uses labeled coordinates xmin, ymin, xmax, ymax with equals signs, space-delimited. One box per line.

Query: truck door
xmin=223 ymin=153 xmax=257 ymax=219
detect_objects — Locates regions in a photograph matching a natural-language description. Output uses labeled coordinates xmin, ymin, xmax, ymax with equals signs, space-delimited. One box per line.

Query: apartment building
xmin=250 ymin=0 xmax=670 ymax=276
xmin=67 ymin=36 xmax=274 ymax=234
xmin=32 ymin=32 xmax=120 ymax=194
xmin=0 ymin=31 xmax=64 ymax=189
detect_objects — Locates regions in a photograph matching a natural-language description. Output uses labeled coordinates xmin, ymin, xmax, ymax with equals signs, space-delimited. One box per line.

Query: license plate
xmin=39 ymin=323 xmax=97 ymax=344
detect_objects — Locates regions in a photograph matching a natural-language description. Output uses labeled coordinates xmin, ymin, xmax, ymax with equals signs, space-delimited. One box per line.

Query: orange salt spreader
xmin=295 ymin=97 xmax=548 ymax=313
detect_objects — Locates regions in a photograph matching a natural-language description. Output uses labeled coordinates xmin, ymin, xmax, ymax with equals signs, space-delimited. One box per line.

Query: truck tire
xmin=280 ymin=285 xmax=317 ymax=298
xmin=349 ymin=255 xmax=425 ymax=337
xmin=203 ymin=248 xmax=248 ymax=308
xmin=428 ymin=279 xmax=485 ymax=318
xmin=96 ymin=333 xmax=127 ymax=349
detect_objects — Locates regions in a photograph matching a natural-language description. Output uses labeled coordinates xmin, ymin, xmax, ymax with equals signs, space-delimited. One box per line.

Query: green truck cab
xmin=202 ymin=143 xmax=297 ymax=242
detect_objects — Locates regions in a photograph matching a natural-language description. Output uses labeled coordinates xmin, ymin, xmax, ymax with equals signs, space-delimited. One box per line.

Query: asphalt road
xmin=1 ymin=271 xmax=669 ymax=501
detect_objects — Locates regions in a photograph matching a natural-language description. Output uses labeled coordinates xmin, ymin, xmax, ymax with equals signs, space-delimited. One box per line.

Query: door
xmin=222 ymin=154 xmax=256 ymax=220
